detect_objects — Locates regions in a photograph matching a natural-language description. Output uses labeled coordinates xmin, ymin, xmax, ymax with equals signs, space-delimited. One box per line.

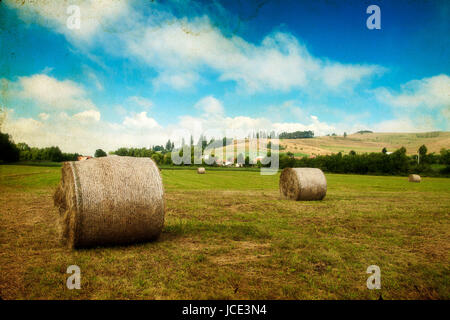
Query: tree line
xmin=1 ymin=132 xmax=79 ymax=162
xmin=279 ymin=130 xmax=314 ymax=139
xmin=1 ymin=129 xmax=449 ymax=176
xmin=274 ymin=146 xmax=450 ymax=176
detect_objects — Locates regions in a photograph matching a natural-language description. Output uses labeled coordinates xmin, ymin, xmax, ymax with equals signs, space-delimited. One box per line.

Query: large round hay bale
xmin=197 ymin=167 xmax=206 ymax=174
xmin=279 ymin=168 xmax=327 ymax=201
xmin=408 ymin=174 xmax=421 ymax=183
xmin=53 ymin=156 xmax=165 ymax=248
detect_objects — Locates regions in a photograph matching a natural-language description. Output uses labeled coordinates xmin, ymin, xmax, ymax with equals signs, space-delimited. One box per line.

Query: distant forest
xmin=279 ymin=131 xmax=314 ymax=139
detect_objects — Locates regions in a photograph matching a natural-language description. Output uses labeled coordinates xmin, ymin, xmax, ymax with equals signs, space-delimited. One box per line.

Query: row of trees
xmin=279 ymin=130 xmax=314 ymax=139
xmin=274 ymin=146 xmax=450 ymax=175
xmin=1 ymin=132 xmax=79 ymax=162
xmin=17 ymin=143 xmax=79 ymax=162
xmin=109 ymin=143 xmax=450 ymax=176
xmin=110 ymin=147 xmax=171 ymax=165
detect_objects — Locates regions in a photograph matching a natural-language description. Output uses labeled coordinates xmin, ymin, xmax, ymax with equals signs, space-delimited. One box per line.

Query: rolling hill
xmin=280 ymin=131 xmax=450 ymax=156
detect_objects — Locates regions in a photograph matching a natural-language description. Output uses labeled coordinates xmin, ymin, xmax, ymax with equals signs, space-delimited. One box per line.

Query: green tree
xmin=0 ymin=131 xmax=20 ymax=162
xmin=16 ymin=142 xmax=30 ymax=151
xmin=163 ymin=152 xmax=172 ymax=165
xmin=46 ymin=146 xmax=63 ymax=162
xmin=391 ymin=147 xmax=409 ymax=174
xmin=418 ymin=144 xmax=427 ymax=157
xmin=382 ymin=147 xmax=387 ymax=154
xmin=95 ymin=149 xmax=107 ymax=157
xmin=165 ymin=139 xmax=172 ymax=151
xmin=440 ymin=148 xmax=450 ymax=165
xmin=151 ymin=153 xmax=162 ymax=164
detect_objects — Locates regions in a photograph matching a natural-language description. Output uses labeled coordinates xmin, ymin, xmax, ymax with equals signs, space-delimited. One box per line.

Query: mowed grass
xmin=0 ymin=164 xmax=449 ymax=299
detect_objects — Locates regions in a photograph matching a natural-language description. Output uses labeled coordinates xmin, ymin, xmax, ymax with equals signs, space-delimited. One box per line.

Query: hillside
xmin=280 ymin=131 xmax=450 ymax=156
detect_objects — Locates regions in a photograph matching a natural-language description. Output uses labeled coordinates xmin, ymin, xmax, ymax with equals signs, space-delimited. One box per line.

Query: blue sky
xmin=0 ymin=0 xmax=449 ymax=154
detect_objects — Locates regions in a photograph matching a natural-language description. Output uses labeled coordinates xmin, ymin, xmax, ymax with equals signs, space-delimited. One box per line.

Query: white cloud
xmin=114 ymin=105 xmax=127 ymax=116
xmin=38 ymin=113 xmax=50 ymax=120
xmin=41 ymin=66 xmax=54 ymax=74
xmin=2 ymin=96 xmax=339 ymax=155
xmin=4 ymin=0 xmax=129 ymax=44
xmin=123 ymin=112 xmax=159 ymax=129
xmin=152 ymin=71 xmax=199 ymax=90
xmin=442 ymin=107 xmax=450 ymax=123
xmin=73 ymin=109 xmax=100 ymax=122
xmin=370 ymin=117 xmax=438 ymax=133
xmin=124 ymin=17 xmax=382 ymax=92
xmin=266 ymin=100 xmax=309 ymax=123
xmin=4 ymin=116 xmax=43 ymax=139
xmin=376 ymin=74 xmax=450 ymax=109
xmin=86 ymin=71 xmax=103 ymax=91
xmin=375 ymin=74 xmax=450 ymax=128
xmin=178 ymin=97 xmax=337 ymax=138
xmin=17 ymin=74 xmax=96 ymax=110
xmin=322 ymin=63 xmax=383 ymax=88
xmin=2 ymin=109 xmax=164 ymax=155
xmin=127 ymin=96 xmax=153 ymax=110
xmin=194 ymin=96 xmax=224 ymax=115
xmin=6 ymin=2 xmax=383 ymax=93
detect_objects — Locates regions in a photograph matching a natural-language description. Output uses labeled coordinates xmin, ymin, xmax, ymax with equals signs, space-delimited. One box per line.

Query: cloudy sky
xmin=0 ymin=0 xmax=449 ymax=155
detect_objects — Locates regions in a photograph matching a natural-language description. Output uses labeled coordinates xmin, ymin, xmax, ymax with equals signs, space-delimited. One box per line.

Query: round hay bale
xmin=197 ymin=167 xmax=206 ymax=174
xmin=53 ymin=156 xmax=165 ymax=248
xmin=408 ymin=174 xmax=421 ymax=183
xmin=279 ymin=168 xmax=327 ymax=201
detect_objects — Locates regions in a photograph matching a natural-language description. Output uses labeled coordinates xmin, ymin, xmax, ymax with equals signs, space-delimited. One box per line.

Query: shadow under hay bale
xmin=279 ymin=167 xmax=327 ymax=201
xmin=409 ymin=174 xmax=421 ymax=183
xmin=53 ymin=156 xmax=165 ymax=249
xmin=197 ymin=167 xmax=206 ymax=174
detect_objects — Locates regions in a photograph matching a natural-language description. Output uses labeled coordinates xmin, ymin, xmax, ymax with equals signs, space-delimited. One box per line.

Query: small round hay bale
xmin=53 ymin=156 xmax=165 ymax=248
xmin=197 ymin=167 xmax=206 ymax=174
xmin=279 ymin=168 xmax=327 ymax=201
xmin=408 ymin=174 xmax=421 ymax=183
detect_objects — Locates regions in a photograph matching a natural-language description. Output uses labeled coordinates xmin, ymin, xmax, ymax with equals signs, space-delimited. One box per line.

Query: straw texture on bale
xmin=53 ymin=156 xmax=165 ymax=248
xmin=279 ymin=168 xmax=327 ymax=201
xmin=197 ymin=167 xmax=206 ymax=174
xmin=408 ymin=174 xmax=421 ymax=183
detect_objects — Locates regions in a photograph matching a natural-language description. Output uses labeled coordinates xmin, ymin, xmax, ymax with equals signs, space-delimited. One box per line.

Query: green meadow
xmin=0 ymin=164 xmax=449 ymax=299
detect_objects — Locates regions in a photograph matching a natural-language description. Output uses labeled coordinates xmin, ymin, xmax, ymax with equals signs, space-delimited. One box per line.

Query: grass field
xmin=0 ymin=164 xmax=449 ymax=299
